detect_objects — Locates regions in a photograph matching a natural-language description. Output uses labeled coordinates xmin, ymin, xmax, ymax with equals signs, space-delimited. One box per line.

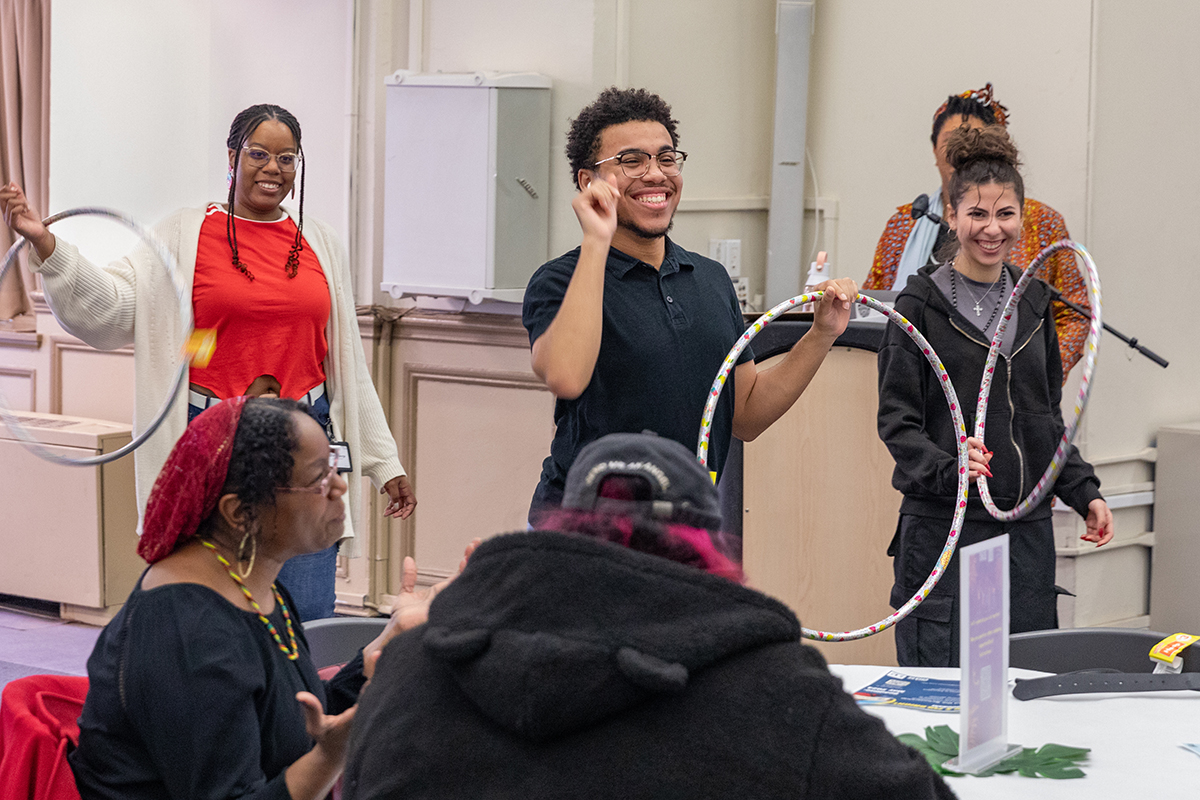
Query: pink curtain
xmin=0 ymin=0 xmax=50 ymax=329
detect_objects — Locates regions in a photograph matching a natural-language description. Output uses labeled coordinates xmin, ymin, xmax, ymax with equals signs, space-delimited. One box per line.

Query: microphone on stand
xmin=910 ymin=194 xmax=950 ymax=229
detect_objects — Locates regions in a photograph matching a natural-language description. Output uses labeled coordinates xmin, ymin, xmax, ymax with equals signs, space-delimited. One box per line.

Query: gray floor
xmin=0 ymin=608 xmax=101 ymax=694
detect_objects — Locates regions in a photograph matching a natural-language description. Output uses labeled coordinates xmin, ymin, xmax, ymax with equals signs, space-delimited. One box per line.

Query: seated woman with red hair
xmin=68 ymin=398 xmax=464 ymax=800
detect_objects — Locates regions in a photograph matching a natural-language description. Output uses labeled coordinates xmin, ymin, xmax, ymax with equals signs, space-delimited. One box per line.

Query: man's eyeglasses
xmin=277 ymin=449 xmax=338 ymax=498
xmin=593 ymin=149 xmax=688 ymax=179
xmin=241 ymin=146 xmax=302 ymax=173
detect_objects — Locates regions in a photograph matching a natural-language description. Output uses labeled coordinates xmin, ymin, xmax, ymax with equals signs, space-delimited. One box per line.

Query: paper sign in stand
xmin=945 ymin=534 xmax=1022 ymax=773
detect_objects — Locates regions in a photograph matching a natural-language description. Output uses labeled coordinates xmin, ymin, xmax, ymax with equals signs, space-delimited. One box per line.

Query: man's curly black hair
xmin=566 ymin=87 xmax=680 ymax=190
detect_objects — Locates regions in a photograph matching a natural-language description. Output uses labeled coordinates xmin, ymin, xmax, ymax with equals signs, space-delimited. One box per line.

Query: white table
xmin=830 ymin=665 xmax=1200 ymax=799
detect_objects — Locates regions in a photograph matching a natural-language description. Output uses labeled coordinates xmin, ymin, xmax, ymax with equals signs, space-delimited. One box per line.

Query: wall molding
xmin=395 ymin=312 xmax=529 ymax=349
xmin=48 ymin=336 xmax=134 ymax=414
xmin=0 ymin=331 xmax=40 ymax=348
xmin=0 ymin=366 xmax=36 ymax=410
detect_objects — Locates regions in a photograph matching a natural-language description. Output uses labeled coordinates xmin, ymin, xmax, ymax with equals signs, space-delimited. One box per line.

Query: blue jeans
xmin=188 ymin=391 xmax=337 ymax=621
xmin=276 ymin=543 xmax=339 ymax=622
xmin=187 ymin=391 xmax=331 ymax=431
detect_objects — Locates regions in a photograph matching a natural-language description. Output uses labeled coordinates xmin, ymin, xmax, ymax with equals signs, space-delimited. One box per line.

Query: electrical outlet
xmin=708 ymin=238 xmax=742 ymax=278
xmin=734 ymin=276 xmax=750 ymax=309
xmin=726 ymin=240 xmax=741 ymax=274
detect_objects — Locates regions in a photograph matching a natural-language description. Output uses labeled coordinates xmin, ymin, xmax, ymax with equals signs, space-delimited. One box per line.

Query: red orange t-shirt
xmin=189 ymin=204 xmax=330 ymax=399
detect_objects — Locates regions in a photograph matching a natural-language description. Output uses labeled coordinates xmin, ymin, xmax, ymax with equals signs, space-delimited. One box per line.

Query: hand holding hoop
xmin=973 ymin=241 xmax=1102 ymax=520
xmin=697 ymin=290 xmax=972 ymax=642
xmin=0 ymin=182 xmax=54 ymax=257
xmin=0 ymin=207 xmax=193 ymax=466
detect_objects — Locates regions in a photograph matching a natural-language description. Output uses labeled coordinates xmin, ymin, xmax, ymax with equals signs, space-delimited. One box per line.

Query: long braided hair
xmin=225 ymin=104 xmax=306 ymax=281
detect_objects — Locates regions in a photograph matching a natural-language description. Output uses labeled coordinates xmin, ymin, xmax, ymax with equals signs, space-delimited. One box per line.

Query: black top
xmin=342 ymin=531 xmax=956 ymax=799
xmin=70 ymin=576 xmax=364 ymax=800
xmin=877 ymin=263 xmax=1101 ymax=521
xmin=522 ymin=239 xmax=752 ymax=517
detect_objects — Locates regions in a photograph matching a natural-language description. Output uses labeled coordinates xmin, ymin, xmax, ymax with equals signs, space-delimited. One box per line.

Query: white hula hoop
xmin=697 ymin=292 xmax=971 ymax=641
xmin=0 ymin=207 xmax=191 ymax=466
xmin=974 ymin=241 xmax=1102 ymax=520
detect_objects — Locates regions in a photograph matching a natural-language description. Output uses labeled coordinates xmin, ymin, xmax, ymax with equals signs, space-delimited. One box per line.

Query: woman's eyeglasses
xmin=277 ymin=449 xmax=338 ymax=498
xmin=241 ymin=146 xmax=301 ymax=173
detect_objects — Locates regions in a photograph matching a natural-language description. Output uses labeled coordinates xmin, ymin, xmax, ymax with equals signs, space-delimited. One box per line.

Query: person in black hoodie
xmin=877 ymin=125 xmax=1114 ymax=668
xmin=341 ymin=432 xmax=956 ymax=800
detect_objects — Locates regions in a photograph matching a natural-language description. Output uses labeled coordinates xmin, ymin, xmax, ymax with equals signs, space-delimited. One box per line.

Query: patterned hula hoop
xmin=974 ymin=240 xmax=1102 ymax=520
xmin=0 ymin=207 xmax=192 ymax=466
xmin=697 ymin=291 xmax=972 ymax=641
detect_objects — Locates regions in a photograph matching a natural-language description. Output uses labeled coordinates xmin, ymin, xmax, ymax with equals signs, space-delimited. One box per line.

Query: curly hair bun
xmin=944 ymin=125 xmax=1021 ymax=173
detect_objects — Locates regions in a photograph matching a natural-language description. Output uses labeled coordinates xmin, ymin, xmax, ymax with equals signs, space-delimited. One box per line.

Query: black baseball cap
xmin=562 ymin=432 xmax=723 ymax=530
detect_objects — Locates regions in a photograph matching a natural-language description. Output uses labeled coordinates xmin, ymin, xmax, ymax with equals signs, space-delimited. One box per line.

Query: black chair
xmin=1009 ymin=627 xmax=1200 ymax=674
xmin=302 ymin=617 xmax=388 ymax=669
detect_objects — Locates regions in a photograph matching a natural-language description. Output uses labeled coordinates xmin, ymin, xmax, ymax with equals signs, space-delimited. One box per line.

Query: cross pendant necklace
xmin=952 ymin=261 xmax=1000 ymax=317
xmin=950 ymin=262 xmax=1007 ymax=332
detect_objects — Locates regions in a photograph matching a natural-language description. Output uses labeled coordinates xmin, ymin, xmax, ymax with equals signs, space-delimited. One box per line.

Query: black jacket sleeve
xmin=804 ymin=676 xmax=958 ymax=799
xmin=878 ymin=294 xmax=960 ymax=499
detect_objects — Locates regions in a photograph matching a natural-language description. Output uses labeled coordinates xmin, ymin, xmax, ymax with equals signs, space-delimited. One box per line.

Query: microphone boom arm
xmin=1048 ymin=286 xmax=1169 ymax=368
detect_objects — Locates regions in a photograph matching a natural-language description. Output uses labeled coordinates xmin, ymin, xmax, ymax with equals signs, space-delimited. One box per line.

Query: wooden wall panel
xmin=52 ymin=338 xmax=134 ymax=423
xmin=743 ymin=347 xmax=902 ymax=666
xmin=407 ymin=366 xmax=553 ymax=578
xmin=0 ymin=367 xmax=35 ymax=411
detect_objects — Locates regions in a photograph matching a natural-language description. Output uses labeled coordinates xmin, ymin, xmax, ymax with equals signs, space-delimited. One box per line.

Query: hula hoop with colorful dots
xmin=974 ymin=240 xmax=1102 ymax=521
xmin=0 ymin=207 xmax=192 ymax=466
xmin=697 ymin=291 xmax=971 ymax=641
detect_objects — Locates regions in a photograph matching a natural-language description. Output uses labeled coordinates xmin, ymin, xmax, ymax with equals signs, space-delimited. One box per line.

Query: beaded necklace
xmin=200 ymin=539 xmax=299 ymax=661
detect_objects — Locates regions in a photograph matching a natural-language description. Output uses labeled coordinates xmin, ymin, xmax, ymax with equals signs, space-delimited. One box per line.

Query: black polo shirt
xmin=522 ymin=238 xmax=753 ymax=517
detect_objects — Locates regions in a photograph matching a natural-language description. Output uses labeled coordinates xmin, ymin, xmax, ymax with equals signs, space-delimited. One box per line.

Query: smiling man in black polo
xmin=522 ymin=87 xmax=858 ymax=522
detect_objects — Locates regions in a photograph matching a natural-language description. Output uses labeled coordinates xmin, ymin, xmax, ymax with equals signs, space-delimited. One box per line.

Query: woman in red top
xmin=1 ymin=105 xmax=414 ymax=622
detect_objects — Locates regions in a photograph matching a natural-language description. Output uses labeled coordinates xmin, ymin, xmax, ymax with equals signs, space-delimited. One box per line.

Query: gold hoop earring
xmin=236 ymin=531 xmax=257 ymax=579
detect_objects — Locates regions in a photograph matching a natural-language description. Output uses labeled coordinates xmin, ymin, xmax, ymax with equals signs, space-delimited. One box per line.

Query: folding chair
xmin=302 ymin=617 xmax=388 ymax=671
xmin=1010 ymin=627 xmax=1200 ymax=674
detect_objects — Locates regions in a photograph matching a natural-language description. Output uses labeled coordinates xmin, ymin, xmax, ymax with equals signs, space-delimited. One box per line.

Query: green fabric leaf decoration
xmin=895 ymin=727 xmax=1089 ymax=779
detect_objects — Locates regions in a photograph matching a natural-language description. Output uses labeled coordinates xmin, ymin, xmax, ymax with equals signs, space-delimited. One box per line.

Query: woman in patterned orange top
xmin=863 ymin=84 xmax=1089 ymax=376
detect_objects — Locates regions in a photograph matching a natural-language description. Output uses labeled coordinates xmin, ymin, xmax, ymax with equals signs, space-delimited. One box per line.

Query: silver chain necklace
xmin=952 ymin=261 xmax=1002 ymax=316
xmin=950 ymin=263 xmax=1007 ymax=332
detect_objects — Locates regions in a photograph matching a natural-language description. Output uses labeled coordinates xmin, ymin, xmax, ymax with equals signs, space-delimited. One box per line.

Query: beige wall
xmin=807 ymin=0 xmax=1093 ymax=277
xmin=1087 ymin=1 xmax=1199 ymax=459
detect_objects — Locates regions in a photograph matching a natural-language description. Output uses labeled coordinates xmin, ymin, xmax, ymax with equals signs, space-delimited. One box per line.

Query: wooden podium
xmin=734 ymin=319 xmax=902 ymax=666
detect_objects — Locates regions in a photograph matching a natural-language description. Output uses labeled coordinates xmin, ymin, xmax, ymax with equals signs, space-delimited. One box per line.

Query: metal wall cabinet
xmin=382 ymin=71 xmax=552 ymax=304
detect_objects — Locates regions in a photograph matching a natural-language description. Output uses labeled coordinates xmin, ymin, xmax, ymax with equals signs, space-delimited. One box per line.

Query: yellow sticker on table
xmin=1149 ymin=633 xmax=1200 ymax=664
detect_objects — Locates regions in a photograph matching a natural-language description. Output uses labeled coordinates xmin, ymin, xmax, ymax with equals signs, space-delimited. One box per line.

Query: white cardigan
xmin=30 ymin=206 xmax=404 ymax=559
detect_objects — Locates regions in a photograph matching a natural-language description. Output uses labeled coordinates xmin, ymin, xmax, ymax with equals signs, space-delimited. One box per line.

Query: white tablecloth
xmin=830 ymin=665 xmax=1200 ymax=799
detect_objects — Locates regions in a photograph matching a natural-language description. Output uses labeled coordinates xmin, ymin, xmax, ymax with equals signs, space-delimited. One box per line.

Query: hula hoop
xmin=0 ymin=207 xmax=192 ymax=466
xmin=697 ymin=291 xmax=971 ymax=641
xmin=974 ymin=241 xmax=1102 ymax=520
